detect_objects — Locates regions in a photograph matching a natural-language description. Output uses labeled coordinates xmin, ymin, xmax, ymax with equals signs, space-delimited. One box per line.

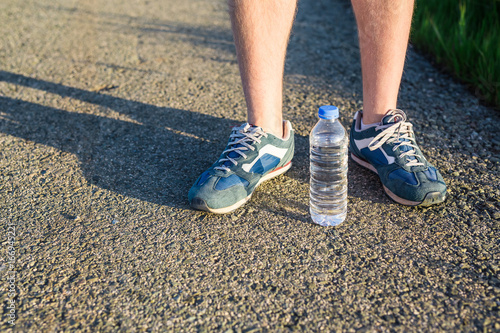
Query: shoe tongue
xmin=238 ymin=123 xmax=252 ymax=132
xmin=381 ymin=109 xmax=407 ymax=126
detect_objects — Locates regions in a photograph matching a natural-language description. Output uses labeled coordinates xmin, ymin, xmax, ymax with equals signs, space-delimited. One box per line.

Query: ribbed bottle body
xmin=309 ymin=114 xmax=348 ymax=226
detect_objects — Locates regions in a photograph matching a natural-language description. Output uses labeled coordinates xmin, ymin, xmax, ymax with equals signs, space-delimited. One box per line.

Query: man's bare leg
xmin=349 ymin=0 xmax=446 ymax=207
xmin=228 ymin=0 xmax=297 ymax=138
xmin=351 ymin=0 xmax=415 ymax=124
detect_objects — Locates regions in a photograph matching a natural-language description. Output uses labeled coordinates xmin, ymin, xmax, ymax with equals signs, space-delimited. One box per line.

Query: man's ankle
xmin=264 ymin=124 xmax=284 ymax=138
xmin=362 ymin=107 xmax=397 ymax=125
xmin=249 ymin=119 xmax=283 ymax=138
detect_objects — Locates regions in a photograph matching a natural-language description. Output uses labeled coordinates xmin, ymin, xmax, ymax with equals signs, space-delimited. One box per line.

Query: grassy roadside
xmin=411 ymin=0 xmax=500 ymax=108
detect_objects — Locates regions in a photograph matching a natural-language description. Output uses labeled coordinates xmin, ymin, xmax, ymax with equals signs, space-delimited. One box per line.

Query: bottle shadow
xmin=255 ymin=134 xmax=394 ymax=223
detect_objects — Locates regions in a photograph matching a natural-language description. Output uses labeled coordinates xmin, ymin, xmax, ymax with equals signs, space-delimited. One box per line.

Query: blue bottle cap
xmin=318 ymin=105 xmax=339 ymax=119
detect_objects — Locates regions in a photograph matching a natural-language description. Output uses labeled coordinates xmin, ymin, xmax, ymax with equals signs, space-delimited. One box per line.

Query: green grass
xmin=411 ymin=0 xmax=500 ymax=108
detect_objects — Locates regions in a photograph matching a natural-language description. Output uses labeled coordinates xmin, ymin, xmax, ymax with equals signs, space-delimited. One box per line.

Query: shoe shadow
xmin=0 ymin=71 xmax=237 ymax=208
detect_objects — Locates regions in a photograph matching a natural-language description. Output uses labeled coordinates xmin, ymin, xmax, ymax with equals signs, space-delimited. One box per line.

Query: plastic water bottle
xmin=309 ymin=105 xmax=348 ymax=226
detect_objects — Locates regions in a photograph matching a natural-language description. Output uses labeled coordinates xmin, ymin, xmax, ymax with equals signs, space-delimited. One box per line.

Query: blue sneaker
xmin=188 ymin=122 xmax=294 ymax=213
xmin=349 ymin=109 xmax=446 ymax=206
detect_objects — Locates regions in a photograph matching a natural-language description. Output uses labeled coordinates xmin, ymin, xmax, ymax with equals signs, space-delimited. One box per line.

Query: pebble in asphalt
xmin=0 ymin=0 xmax=499 ymax=331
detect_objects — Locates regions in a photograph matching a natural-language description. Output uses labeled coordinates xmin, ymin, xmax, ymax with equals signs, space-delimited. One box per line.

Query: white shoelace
xmin=214 ymin=124 xmax=267 ymax=172
xmin=368 ymin=121 xmax=425 ymax=167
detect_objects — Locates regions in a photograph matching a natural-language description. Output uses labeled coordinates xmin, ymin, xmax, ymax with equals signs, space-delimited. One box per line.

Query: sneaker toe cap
xmin=188 ymin=174 xmax=249 ymax=211
xmin=384 ymin=168 xmax=447 ymax=204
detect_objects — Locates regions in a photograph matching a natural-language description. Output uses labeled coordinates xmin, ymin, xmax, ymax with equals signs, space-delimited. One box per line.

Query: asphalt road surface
xmin=0 ymin=0 xmax=499 ymax=331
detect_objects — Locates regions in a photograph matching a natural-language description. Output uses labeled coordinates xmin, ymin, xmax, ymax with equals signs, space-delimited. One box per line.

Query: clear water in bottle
xmin=309 ymin=105 xmax=348 ymax=226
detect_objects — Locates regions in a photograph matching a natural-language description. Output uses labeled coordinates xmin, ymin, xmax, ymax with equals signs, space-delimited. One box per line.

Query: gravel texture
xmin=0 ymin=0 xmax=499 ymax=332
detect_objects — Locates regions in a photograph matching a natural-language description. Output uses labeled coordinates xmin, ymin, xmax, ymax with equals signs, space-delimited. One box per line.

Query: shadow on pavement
xmin=0 ymin=71 xmax=237 ymax=208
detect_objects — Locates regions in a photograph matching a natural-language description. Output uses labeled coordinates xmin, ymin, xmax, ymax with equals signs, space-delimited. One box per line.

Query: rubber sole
xmin=190 ymin=161 xmax=292 ymax=214
xmin=350 ymin=152 xmax=446 ymax=207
